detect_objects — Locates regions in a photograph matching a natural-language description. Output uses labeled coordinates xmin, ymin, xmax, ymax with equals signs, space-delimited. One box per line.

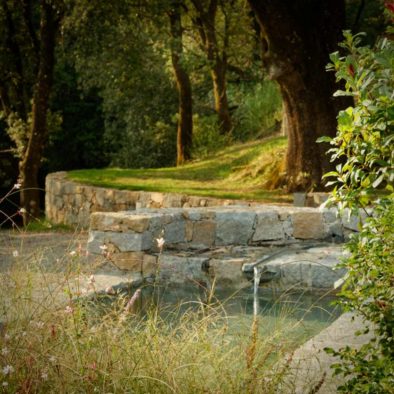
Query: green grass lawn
xmin=68 ymin=135 xmax=290 ymax=203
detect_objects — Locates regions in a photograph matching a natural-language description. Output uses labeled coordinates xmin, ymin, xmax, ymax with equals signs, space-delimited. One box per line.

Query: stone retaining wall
xmin=88 ymin=205 xmax=357 ymax=255
xmin=45 ymin=172 xmax=260 ymax=228
xmin=86 ymin=206 xmax=359 ymax=288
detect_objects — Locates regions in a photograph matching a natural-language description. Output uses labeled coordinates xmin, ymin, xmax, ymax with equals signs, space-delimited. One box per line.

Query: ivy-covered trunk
xmin=19 ymin=1 xmax=59 ymax=225
xmin=169 ymin=2 xmax=193 ymax=166
xmin=249 ymin=0 xmax=347 ymax=191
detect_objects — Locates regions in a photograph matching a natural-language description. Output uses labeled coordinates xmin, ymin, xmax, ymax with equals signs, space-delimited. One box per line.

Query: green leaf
xmin=372 ymin=174 xmax=385 ymax=188
xmin=316 ymin=136 xmax=332 ymax=143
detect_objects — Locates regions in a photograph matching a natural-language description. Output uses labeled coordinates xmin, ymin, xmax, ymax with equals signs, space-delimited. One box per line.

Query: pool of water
xmin=86 ymin=281 xmax=342 ymax=349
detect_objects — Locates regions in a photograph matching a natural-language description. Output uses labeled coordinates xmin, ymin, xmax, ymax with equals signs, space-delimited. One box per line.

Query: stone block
xmin=191 ymin=220 xmax=216 ymax=248
xmin=200 ymin=199 xmax=207 ymax=207
xmin=95 ymin=190 xmax=106 ymax=207
xmin=63 ymin=181 xmax=76 ymax=194
xmin=293 ymin=193 xmax=306 ymax=207
xmin=252 ymin=211 xmax=284 ymax=241
xmin=110 ymin=251 xmax=144 ymax=271
xmin=323 ymin=209 xmax=344 ymax=242
xmin=208 ymin=258 xmax=247 ymax=286
xmin=292 ymin=211 xmax=326 ymax=239
xmin=185 ymin=221 xmax=193 ymax=242
xmin=135 ymin=193 xmax=148 ymax=208
xmin=113 ymin=190 xmax=128 ymax=205
xmin=340 ymin=209 xmax=366 ymax=232
xmin=121 ymin=214 xmax=150 ymax=233
xmin=163 ymin=193 xmax=184 ymax=208
xmin=163 ymin=219 xmax=186 ymax=244
xmin=187 ymin=196 xmax=202 ymax=207
xmin=215 ymin=211 xmax=256 ymax=245
xmin=90 ymin=212 xmax=151 ymax=233
xmin=150 ymin=192 xmax=164 ymax=206
xmin=282 ymin=218 xmax=293 ymax=238
xmin=158 ymin=255 xmax=208 ymax=283
xmin=87 ymin=230 xmax=152 ymax=254
xmin=74 ymin=193 xmax=83 ymax=207
xmin=187 ymin=210 xmax=201 ymax=221
xmin=142 ymin=254 xmax=158 ymax=276
xmin=311 ymin=264 xmax=347 ymax=288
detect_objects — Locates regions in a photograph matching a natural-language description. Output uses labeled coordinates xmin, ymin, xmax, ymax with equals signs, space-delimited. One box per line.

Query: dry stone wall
xmin=45 ymin=172 xmax=255 ymax=228
xmin=87 ymin=206 xmax=352 ymax=256
xmin=85 ymin=205 xmax=360 ymax=288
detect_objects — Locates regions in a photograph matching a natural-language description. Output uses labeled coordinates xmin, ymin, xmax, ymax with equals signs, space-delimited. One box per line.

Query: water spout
xmin=253 ymin=266 xmax=261 ymax=316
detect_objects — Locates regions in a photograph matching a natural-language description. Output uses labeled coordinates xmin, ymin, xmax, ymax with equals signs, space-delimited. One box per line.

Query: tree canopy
xmin=0 ymin=0 xmax=388 ymax=221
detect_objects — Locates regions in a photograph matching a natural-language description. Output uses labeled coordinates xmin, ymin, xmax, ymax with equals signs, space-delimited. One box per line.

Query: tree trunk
xmin=169 ymin=2 xmax=193 ymax=166
xmin=191 ymin=0 xmax=232 ymax=134
xmin=211 ymin=59 xmax=232 ymax=135
xmin=19 ymin=0 xmax=58 ymax=225
xmin=248 ymin=0 xmax=348 ymax=191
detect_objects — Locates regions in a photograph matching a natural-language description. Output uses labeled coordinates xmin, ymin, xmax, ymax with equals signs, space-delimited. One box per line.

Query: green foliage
xmin=322 ymin=30 xmax=394 ymax=215
xmin=66 ymin=0 xmax=178 ymax=168
xmin=191 ymin=114 xmax=231 ymax=158
xmin=109 ymin=119 xmax=177 ymax=168
xmin=326 ymin=202 xmax=394 ymax=393
xmin=3 ymin=110 xmax=62 ymax=160
xmin=44 ymin=58 xmax=108 ymax=172
xmin=232 ymin=81 xmax=282 ymax=141
xmin=322 ymin=27 xmax=394 ymax=393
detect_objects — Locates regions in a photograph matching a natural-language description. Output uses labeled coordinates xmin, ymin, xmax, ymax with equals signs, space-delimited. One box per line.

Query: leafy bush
xmin=232 ymin=81 xmax=282 ymax=141
xmin=323 ymin=31 xmax=394 ymax=214
xmin=191 ymin=114 xmax=232 ymax=159
xmin=321 ymin=27 xmax=394 ymax=393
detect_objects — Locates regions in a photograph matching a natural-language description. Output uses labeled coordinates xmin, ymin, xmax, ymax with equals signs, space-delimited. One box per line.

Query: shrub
xmin=232 ymin=81 xmax=282 ymax=142
xmin=321 ymin=26 xmax=394 ymax=393
xmin=191 ymin=114 xmax=232 ymax=159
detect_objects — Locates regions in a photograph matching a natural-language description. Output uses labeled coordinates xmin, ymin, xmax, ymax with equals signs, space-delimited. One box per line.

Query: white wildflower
xmin=12 ymin=250 xmax=19 ymax=257
xmin=4 ymin=334 xmax=10 ymax=341
xmin=41 ymin=370 xmax=48 ymax=380
xmin=13 ymin=183 xmax=21 ymax=189
xmin=99 ymin=244 xmax=108 ymax=251
xmin=2 ymin=381 xmax=8 ymax=387
xmin=156 ymin=237 xmax=165 ymax=249
xmin=87 ymin=275 xmax=95 ymax=285
xmin=64 ymin=305 xmax=74 ymax=314
xmin=69 ymin=250 xmax=76 ymax=256
xmin=18 ymin=207 xmax=26 ymax=214
xmin=30 ymin=321 xmax=44 ymax=329
xmin=2 ymin=365 xmax=14 ymax=375
xmin=49 ymin=355 xmax=56 ymax=364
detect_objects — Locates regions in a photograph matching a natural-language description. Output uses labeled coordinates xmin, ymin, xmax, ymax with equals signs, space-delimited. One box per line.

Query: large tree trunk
xmin=19 ymin=0 xmax=58 ymax=225
xmin=191 ymin=0 xmax=232 ymax=134
xmin=248 ymin=0 xmax=347 ymax=191
xmin=169 ymin=2 xmax=193 ymax=166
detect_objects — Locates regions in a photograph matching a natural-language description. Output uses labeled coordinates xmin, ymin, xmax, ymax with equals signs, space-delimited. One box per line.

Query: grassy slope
xmin=68 ymin=135 xmax=290 ymax=203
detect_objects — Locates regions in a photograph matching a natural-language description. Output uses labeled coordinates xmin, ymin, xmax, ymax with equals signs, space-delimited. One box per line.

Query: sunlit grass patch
xmin=68 ymin=136 xmax=290 ymax=203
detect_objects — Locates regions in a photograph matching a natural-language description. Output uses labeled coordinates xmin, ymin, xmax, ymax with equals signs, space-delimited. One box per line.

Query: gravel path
xmin=0 ymin=230 xmax=88 ymax=272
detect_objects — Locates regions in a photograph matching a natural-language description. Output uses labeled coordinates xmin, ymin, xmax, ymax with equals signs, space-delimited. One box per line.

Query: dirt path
xmin=0 ymin=230 xmax=88 ymax=272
